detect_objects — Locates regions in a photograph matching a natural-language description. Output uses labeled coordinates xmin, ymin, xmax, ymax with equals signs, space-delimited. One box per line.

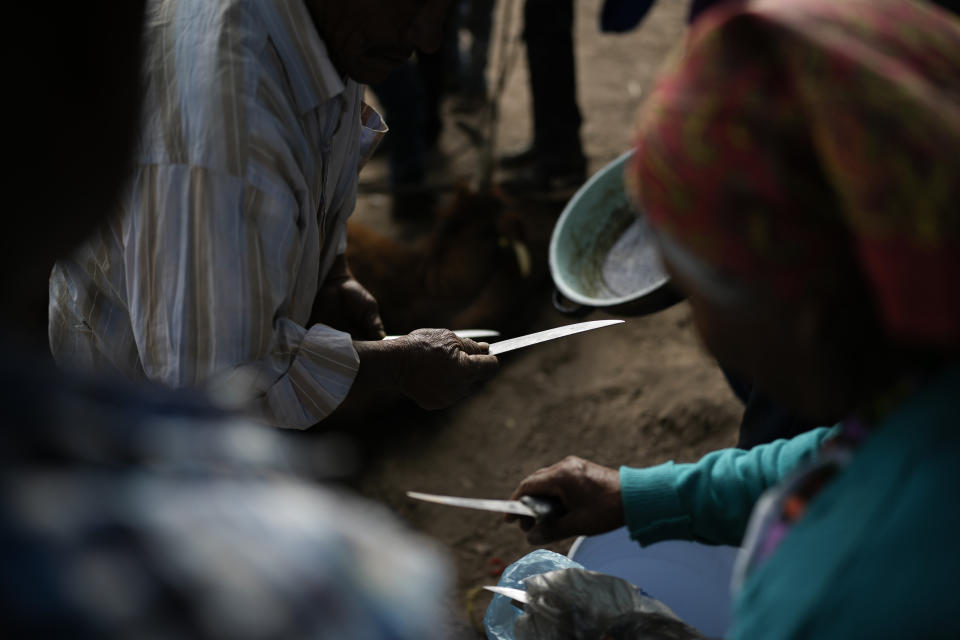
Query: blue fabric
xmin=620 ymin=365 xmax=960 ymax=638
xmin=620 ymin=426 xmax=836 ymax=546
xmin=730 ymin=366 xmax=960 ymax=639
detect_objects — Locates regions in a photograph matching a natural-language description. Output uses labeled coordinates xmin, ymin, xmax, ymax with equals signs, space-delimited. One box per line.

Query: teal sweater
xmin=619 ymin=366 xmax=960 ymax=639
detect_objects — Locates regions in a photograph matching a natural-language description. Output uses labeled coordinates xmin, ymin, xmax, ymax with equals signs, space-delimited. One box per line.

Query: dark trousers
xmin=371 ymin=62 xmax=427 ymax=186
xmin=723 ymin=369 xmax=819 ymax=449
xmin=459 ymin=0 xmax=495 ymax=95
xmin=523 ymin=0 xmax=586 ymax=174
xmin=370 ymin=12 xmax=457 ymax=187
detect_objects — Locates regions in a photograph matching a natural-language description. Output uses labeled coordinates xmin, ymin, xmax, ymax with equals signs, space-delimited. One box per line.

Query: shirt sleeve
xmin=123 ymin=164 xmax=358 ymax=429
xmin=619 ymin=425 xmax=839 ymax=547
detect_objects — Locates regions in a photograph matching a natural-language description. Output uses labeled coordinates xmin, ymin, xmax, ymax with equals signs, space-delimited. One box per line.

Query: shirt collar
xmin=262 ymin=0 xmax=346 ymax=114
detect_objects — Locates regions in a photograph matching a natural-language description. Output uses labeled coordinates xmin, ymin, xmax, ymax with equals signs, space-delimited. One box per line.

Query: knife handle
xmin=519 ymin=495 xmax=564 ymax=520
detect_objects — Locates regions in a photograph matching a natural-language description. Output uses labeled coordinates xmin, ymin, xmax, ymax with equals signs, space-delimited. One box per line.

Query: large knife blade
xmin=406 ymin=491 xmax=559 ymax=519
xmin=487 ymin=319 xmax=624 ymax=356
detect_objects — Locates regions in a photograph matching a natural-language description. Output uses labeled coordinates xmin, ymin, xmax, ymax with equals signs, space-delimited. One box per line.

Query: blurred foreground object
xmin=3 ymin=1 xmax=452 ymax=637
xmin=0 ymin=357 xmax=451 ymax=639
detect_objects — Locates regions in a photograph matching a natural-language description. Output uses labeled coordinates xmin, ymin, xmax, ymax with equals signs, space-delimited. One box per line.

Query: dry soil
xmin=351 ymin=1 xmax=743 ymax=637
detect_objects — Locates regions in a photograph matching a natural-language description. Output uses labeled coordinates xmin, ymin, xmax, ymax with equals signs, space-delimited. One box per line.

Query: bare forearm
xmin=323 ymin=340 xmax=402 ymax=422
xmin=351 ymin=339 xmax=401 ymax=393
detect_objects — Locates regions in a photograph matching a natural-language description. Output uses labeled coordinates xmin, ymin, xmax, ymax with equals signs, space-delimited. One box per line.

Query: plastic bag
xmin=515 ymin=568 xmax=705 ymax=640
xmin=484 ymin=551 xmax=705 ymax=640
xmin=484 ymin=550 xmax=583 ymax=640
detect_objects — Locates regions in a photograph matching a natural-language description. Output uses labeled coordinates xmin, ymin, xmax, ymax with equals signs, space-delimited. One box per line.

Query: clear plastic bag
xmin=484 ymin=551 xmax=705 ymax=640
xmin=484 ymin=550 xmax=583 ymax=640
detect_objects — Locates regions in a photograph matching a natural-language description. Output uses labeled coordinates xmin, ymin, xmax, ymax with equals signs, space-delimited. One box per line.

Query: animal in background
xmin=346 ymin=189 xmax=564 ymax=334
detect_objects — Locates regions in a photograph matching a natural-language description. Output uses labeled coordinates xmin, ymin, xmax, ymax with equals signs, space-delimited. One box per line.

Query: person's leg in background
xmin=370 ymin=62 xmax=427 ymax=191
xmin=502 ymin=0 xmax=587 ymax=194
xmin=527 ymin=0 xmax=585 ymax=181
xmin=416 ymin=50 xmax=452 ymax=151
xmin=722 ymin=369 xmax=820 ymax=449
xmin=454 ymin=0 xmax=495 ymax=111
xmin=367 ymin=5 xmax=458 ymax=219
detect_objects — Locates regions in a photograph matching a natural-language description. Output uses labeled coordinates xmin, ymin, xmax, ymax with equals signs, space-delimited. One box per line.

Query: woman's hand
xmin=506 ymin=456 xmax=624 ymax=545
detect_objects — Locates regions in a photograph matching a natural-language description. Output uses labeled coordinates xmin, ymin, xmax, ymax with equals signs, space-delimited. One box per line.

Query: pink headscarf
xmin=631 ymin=0 xmax=960 ymax=348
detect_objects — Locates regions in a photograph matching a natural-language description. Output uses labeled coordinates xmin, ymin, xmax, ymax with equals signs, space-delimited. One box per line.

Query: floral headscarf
xmin=631 ymin=0 xmax=960 ymax=348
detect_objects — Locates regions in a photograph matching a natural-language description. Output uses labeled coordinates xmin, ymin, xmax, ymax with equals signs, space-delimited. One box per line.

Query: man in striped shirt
xmin=49 ymin=0 xmax=498 ymax=429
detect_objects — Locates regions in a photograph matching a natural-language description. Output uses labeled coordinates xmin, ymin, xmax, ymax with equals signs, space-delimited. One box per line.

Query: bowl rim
xmin=549 ymin=149 xmax=667 ymax=307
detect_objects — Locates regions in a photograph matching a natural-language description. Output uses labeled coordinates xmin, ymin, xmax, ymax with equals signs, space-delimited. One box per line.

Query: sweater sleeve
xmin=619 ymin=426 xmax=839 ymax=547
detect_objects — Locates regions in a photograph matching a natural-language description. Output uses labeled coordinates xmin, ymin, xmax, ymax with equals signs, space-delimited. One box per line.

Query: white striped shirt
xmin=49 ymin=0 xmax=386 ymax=429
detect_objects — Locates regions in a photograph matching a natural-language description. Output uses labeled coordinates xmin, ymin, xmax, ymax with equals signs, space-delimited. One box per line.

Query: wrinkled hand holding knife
xmin=405 ymin=319 xmax=625 ymax=523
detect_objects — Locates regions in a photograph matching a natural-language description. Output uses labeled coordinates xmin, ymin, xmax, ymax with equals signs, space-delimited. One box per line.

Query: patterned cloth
xmin=631 ymin=0 xmax=960 ymax=348
xmin=49 ymin=0 xmax=387 ymax=429
xmin=734 ymin=368 xmax=922 ymax=586
xmin=731 ymin=416 xmax=868 ymax=590
xmin=0 ymin=350 xmax=450 ymax=639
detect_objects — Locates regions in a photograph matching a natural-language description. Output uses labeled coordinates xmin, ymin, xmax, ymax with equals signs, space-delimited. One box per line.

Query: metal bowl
xmin=549 ymin=149 xmax=681 ymax=316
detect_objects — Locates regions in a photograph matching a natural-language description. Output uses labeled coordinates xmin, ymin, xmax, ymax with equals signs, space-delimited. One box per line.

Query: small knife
xmin=487 ymin=319 xmax=624 ymax=356
xmin=406 ymin=491 xmax=560 ymax=520
xmin=484 ymin=586 xmax=530 ymax=608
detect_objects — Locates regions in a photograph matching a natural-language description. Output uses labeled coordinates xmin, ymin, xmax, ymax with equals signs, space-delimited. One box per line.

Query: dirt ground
xmin=350 ymin=1 xmax=743 ymax=637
